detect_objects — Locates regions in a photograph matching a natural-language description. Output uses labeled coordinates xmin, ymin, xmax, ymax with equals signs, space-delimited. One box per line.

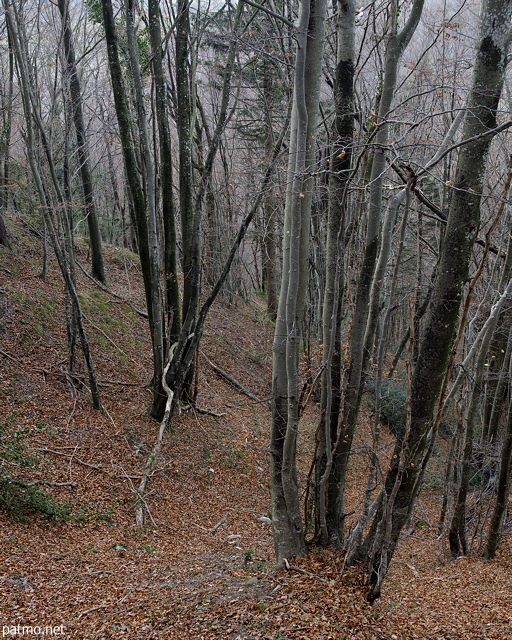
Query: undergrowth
xmin=0 ymin=414 xmax=70 ymax=521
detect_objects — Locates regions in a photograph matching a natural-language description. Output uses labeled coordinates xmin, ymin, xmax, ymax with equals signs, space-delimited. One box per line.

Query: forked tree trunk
xmin=101 ymin=0 xmax=165 ymax=410
xmin=148 ymin=0 xmax=181 ymax=344
xmin=314 ymin=0 xmax=356 ymax=546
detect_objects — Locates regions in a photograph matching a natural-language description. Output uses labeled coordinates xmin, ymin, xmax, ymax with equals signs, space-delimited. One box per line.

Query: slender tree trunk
xmin=125 ymin=0 xmax=166 ymax=409
xmin=327 ymin=0 xmax=425 ymax=547
xmin=271 ymin=0 xmax=327 ymax=565
xmin=485 ymin=332 xmax=512 ymax=558
xmin=148 ymin=0 xmax=180 ymax=344
xmin=101 ymin=0 xmax=164 ymax=410
xmin=314 ymin=0 xmax=356 ymax=546
xmin=151 ymin=0 xmax=247 ymax=421
xmin=176 ymin=0 xmax=197 ymax=328
xmin=0 ymin=30 xmax=13 ymax=247
xmin=58 ymin=0 xmax=105 ymax=283
xmin=358 ymin=0 xmax=512 ymax=599
xmin=262 ymin=57 xmax=278 ymax=319
xmin=5 ymin=0 xmax=100 ymax=409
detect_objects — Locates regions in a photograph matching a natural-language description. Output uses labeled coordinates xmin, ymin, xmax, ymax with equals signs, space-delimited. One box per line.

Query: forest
xmin=1 ymin=0 xmax=512 ymax=636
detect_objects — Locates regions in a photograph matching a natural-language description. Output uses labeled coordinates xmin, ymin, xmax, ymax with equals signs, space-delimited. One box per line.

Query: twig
xmin=184 ymin=405 xmax=227 ymax=418
xmin=283 ymin=559 xmax=330 ymax=584
xmin=210 ymin=514 xmax=228 ymax=533
xmin=0 ymin=348 xmax=21 ymax=364
xmin=82 ymin=313 xmax=139 ymax=366
xmin=36 ymin=448 xmax=111 ymax=475
xmin=78 ymin=604 xmax=109 ymax=618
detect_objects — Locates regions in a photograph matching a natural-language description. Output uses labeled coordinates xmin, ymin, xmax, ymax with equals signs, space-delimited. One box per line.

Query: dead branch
xmin=36 ymin=448 xmax=111 ymax=475
xmin=201 ymin=352 xmax=262 ymax=402
xmin=76 ymin=260 xmax=148 ymax=318
xmin=0 ymin=348 xmax=22 ymax=364
xmin=0 ymin=477 xmax=76 ymax=489
xmin=283 ymin=559 xmax=330 ymax=584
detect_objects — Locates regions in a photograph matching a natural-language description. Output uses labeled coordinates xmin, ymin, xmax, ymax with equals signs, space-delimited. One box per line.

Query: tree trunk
xmin=484 ymin=333 xmax=512 ymax=559
xmin=58 ymin=0 xmax=105 ymax=283
xmin=148 ymin=0 xmax=181 ymax=344
xmin=314 ymin=0 xmax=356 ymax=546
xmin=271 ymin=0 xmax=327 ymax=565
xmin=327 ymin=0 xmax=425 ymax=547
xmin=359 ymin=0 xmax=512 ymax=599
xmin=101 ymin=0 xmax=164 ymax=410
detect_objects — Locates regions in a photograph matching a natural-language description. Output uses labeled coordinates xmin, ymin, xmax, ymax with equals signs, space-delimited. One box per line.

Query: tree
xmin=323 ymin=0 xmax=425 ymax=548
xmin=58 ymin=0 xmax=105 ymax=283
xmin=271 ymin=0 xmax=328 ymax=565
xmin=101 ymin=0 xmax=165 ymax=410
xmin=355 ymin=0 xmax=512 ymax=599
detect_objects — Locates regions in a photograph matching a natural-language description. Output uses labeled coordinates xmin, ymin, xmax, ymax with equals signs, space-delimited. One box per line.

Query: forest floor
xmin=1 ymin=217 xmax=512 ymax=640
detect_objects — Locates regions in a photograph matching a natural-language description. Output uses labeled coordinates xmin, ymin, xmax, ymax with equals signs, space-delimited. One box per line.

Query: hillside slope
xmin=1 ymin=216 xmax=511 ymax=640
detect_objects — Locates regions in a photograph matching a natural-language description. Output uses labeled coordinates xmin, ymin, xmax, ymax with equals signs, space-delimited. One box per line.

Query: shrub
xmin=0 ymin=480 xmax=71 ymax=521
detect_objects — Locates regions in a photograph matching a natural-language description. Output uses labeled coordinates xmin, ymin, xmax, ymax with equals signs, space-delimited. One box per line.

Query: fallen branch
xmin=78 ymin=604 xmax=109 ymax=618
xmin=0 ymin=477 xmax=76 ymax=489
xmin=210 ymin=514 xmax=228 ymax=533
xmin=184 ymin=405 xmax=227 ymax=418
xmin=283 ymin=559 xmax=330 ymax=584
xmin=76 ymin=260 xmax=148 ymax=318
xmin=0 ymin=349 xmax=24 ymax=365
xmin=36 ymin=448 xmax=110 ymax=475
xmin=191 ymin=514 xmax=228 ymax=533
xmin=201 ymin=352 xmax=261 ymax=403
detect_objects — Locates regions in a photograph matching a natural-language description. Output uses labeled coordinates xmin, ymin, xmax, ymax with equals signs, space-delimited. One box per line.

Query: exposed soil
xmin=1 ymin=219 xmax=511 ymax=639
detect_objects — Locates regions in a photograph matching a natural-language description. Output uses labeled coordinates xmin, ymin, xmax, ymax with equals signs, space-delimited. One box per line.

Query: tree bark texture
xmin=271 ymin=0 xmax=327 ymax=565
xmin=327 ymin=0 xmax=425 ymax=547
xmin=360 ymin=0 xmax=512 ymax=599
xmin=58 ymin=0 xmax=105 ymax=283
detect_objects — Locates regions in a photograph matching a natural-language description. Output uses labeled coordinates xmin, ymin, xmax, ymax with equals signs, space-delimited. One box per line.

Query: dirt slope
xmin=1 ymin=218 xmax=511 ymax=639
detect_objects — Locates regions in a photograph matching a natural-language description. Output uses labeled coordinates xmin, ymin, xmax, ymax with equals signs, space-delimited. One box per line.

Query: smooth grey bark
xmin=357 ymin=0 xmax=512 ymax=599
xmin=327 ymin=0 xmax=425 ymax=547
xmin=101 ymin=0 xmax=164 ymax=409
xmin=125 ymin=0 xmax=165 ymax=408
xmin=57 ymin=0 xmax=105 ymax=283
xmin=148 ymin=0 xmax=180 ymax=344
xmin=271 ymin=0 xmax=327 ymax=565
xmin=314 ymin=0 xmax=356 ymax=546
